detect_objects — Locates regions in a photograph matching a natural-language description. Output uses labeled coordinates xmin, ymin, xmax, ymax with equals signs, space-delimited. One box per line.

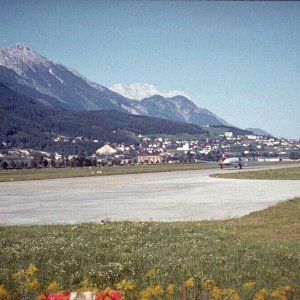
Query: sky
xmin=1 ymin=1 xmax=300 ymax=139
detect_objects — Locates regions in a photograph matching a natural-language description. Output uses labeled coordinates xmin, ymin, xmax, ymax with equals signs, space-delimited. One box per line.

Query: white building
xmin=96 ymin=145 xmax=117 ymax=155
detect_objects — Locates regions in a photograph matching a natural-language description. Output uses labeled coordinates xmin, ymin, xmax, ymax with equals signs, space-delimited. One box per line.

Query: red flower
xmin=43 ymin=291 xmax=71 ymax=300
xmin=96 ymin=290 xmax=122 ymax=300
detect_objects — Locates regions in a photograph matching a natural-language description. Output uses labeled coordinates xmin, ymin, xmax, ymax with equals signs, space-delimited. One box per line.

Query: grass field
xmin=212 ymin=166 xmax=300 ymax=180
xmin=0 ymin=163 xmax=217 ymax=182
xmin=0 ymin=162 xmax=298 ymax=183
xmin=0 ymin=198 xmax=299 ymax=299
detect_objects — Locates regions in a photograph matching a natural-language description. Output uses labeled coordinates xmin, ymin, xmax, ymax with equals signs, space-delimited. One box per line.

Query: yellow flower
xmin=223 ymin=288 xmax=241 ymax=300
xmin=271 ymin=289 xmax=287 ymax=300
xmin=243 ymin=281 xmax=256 ymax=289
xmin=184 ymin=277 xmax=195 ymax=288
xmin=271 ymin=285 xmax=293 ymax=300
xmin=12 ymin=269 xmax=25 ymax=280
xmin=0 ymin=284 xmax=10 ymax=299
xmin=47 ymin=281 xmax=61 ymax=291
xmin=202 ymin=278 xmax=216 ymax=291
xmin=140 ymin=287 xmax=152 ymax=300
xmin=139 ymin=285 xmax=164 ymax=299
xmin=255 ymin=288 xmax=269 ymax=300
xmin=146 ymin=268 xmax=158 ymax=278
xmin=26 ymin=264 xmax=38 ymax=276
xmin=211 ymin=286 xmax=223 ymax=300
xmin=25 ymin=278 xmax=39 ymax=290
xmin=152 ymin=284 xmax=164 ymax=296
xmin=282 ymin=286 xmax=292 ymax=292
xmin=139 ymin=290 xmax=150 ymax=300
xmin=166 ymin=284 xmax=175 ymax=295
xmin=116 ymin=279 xmax=136 ymax=291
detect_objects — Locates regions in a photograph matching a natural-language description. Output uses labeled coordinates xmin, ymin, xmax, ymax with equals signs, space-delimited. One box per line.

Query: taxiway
xmin=1 ymin=164 xmax=299 ymax=224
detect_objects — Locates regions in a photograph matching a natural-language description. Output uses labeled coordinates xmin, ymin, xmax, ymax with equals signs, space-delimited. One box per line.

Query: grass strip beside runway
xmin=0 ymin=163 xmax=217 ymax=182
xmin=0 ymin=198 xmax=299 ymax=299
xmin=211 ymin=166 xmax=300 ymax=180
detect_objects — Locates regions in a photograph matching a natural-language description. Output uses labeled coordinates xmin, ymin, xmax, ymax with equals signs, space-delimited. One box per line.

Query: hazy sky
xmin=1 ymin=1 xmax=300 ymax=139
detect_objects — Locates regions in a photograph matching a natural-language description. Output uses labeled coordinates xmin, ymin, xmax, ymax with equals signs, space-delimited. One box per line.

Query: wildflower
xmin=152 ymin=284 xmax=164 ymax=296
xmin=254 ymin=288 xmax=269 ymax=300
xmin=271 ymin=285 xmax=293 ymax=300
xmin=242 ymin=281 xmax=256 ymax=289
xmin=77 ymin=277 xmax=94 ymax=292
xmin=42 ymin=291 xmax=71 ymax=300
xmin=47 ymin=281 xmax=61 ymax=291
xmin=26 ymin=264 xmax=38 ymax=276
xmin=271 ymin=289 xmax=287 ymax=300
xmin=116 ymin=279 xmax=136 ymax=291
xmin=211 ymin=286 xmax=223 ymax=300
xmin=223 ymin=288 xmax=241 ymax=300
xmin=139 ymin=289 xmax=150 ymax=300
xmin=282 ymin=286 xmax=292 ymax=292
xmin=12 ymin=269 xmax=25 ymax=280
xmin=0 ymin=284 xmax=10 ymax=299
xmin=96 ymin=289 xmax=122 ymax=300
xmin=202 ymin=279 xmax=216 ymax=291
xmin=166 ymin=284 xmax=175 ymax=295
xmin=184 ymin=277 xmax=195 ymax=288
xmin=146 ymin=268 xmax=158 ymax=278
xmin=25 ymin=278 xmax=39 ymax=290
xmin=139 ymin=285 xmax=164 ymax=299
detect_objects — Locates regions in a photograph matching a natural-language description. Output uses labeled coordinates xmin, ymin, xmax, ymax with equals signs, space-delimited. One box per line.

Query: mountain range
xmin=0 ymin=44 xmax=258 ymax=154
xmin=0 ymin=81 xmax=214 ymax=154
xmin=109 ymin=83 xmax=191 ymax=100
xmin=0 ymin=44 xmax=226 ymax=126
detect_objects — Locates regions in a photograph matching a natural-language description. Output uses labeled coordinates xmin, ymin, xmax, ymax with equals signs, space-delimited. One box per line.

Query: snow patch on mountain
xmin=109 ymin=83 xmax=191 ymax=101
xmin=49 ymin=68 xmax=64 ymax=84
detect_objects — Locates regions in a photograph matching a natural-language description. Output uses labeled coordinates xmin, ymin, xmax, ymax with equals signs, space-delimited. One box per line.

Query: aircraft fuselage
xmin=219 ymin=157 xmax=242 ymax=169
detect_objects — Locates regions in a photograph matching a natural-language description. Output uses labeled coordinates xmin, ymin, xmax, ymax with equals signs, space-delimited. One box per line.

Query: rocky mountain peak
xmin=0 ymin=44 xmax=51 ymax=76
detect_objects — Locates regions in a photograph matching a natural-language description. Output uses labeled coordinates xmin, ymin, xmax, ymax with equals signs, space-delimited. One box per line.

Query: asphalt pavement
xmin=1 ymin=164 xmax=300 ymax=224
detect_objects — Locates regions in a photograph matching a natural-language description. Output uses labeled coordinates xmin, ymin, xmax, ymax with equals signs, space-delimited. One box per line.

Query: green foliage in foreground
xmin=0 ymin=198 xmax=300 ymax=299
xmin=212 ymin=167 xmax=300 ymax=180
xmin=0 ymin=163 xmax=216 ymax=182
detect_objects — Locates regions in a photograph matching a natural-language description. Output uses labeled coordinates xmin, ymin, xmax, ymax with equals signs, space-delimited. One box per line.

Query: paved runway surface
xmin=1 ymin=164 xmax=300 ymax=224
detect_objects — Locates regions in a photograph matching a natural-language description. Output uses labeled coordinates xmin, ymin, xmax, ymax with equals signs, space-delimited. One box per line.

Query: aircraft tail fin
xmin=221 ymin=148 xmax=226 ymax=162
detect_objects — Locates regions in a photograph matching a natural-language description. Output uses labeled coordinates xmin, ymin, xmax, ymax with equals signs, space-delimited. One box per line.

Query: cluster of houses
xmin=1 ymin=132 xmax=300 ymax=169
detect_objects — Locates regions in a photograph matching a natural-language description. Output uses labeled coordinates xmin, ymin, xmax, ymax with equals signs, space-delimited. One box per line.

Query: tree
xmin=50 ymin=159 xmax=56 ymax=168
xmin=10 ymin=160 xmax=17 ymax=169
xmin=84 ymin=158 xmax=91 ymax=167
xmin=290 ymin=151 xmax=300 ymax=160
xmin=43 ymin=159 xmax=49 ymax=168
xmin=1 ymin=161 xmax=8 ymax=169
xmin=33 ymin=151 xmax=43 ymax=166
xmin=91 ymin=158 xmax=97 ymax=167
xmin=30 ymin=159 xmax=37 ymax=168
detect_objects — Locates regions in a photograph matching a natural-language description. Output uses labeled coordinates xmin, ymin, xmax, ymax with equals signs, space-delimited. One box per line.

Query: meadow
xmin=0 ymin=198 xmax=299 ymax=299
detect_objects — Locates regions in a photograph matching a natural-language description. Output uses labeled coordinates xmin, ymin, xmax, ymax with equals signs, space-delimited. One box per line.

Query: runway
xmin=1 ymin=164 xmax=300 ymax=224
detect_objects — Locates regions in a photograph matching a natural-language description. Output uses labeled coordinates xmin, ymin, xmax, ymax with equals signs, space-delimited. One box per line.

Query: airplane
xmin=198 ymin=148 xmax=243 ymax=169
xmin=219 ymin=149 xmax=243 ymax=169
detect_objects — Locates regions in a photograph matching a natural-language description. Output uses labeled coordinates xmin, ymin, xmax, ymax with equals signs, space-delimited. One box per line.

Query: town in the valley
xmin=1 ymin=130 xmax=300 ymax=169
